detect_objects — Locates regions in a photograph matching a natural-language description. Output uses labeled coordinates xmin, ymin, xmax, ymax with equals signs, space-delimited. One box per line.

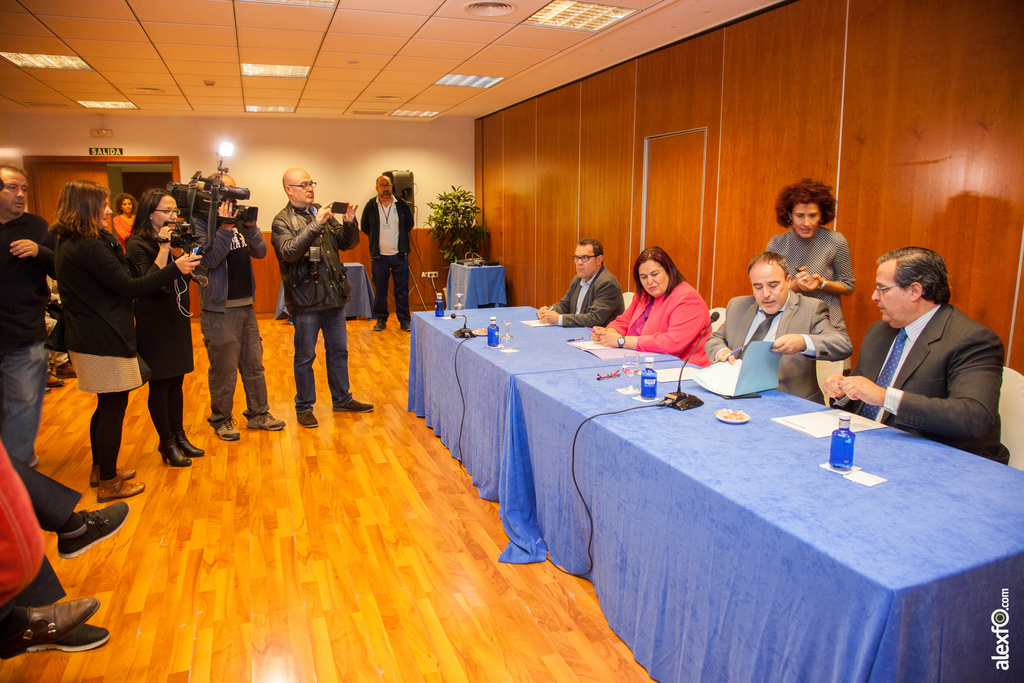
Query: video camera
xmin=167 ymin=171 xmax=257 ymax=227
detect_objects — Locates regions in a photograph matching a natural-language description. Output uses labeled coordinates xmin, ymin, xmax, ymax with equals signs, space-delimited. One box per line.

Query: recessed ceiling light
xmin=241 ymin=64 xmax=310 ymax=78
xmin=351 ymin=110 xmax=388 ymax=116
xmin=131 ymin=87 xmax=165 ymax=94
xmin=1 ymin=53 xmax=91 ymax=70
xmin=25 ymin=102 xmax=70 ymax=108
xmin=391 ymin=110 xmax=440 ymax=118
xmin=464 ymin=2 xmax=517 ymax=16
xmin=78 ymin=101 xmax=138 ymax=109
xmin=524 ymin=1 xmax=638 ymax=31
xmin=236 ymin=0 xmax=335 ymax=6
xmin=372 ymin=95 xmax=402 ymax=101
xmin=434 ymin=74 xmax=504 ymax=88
xmin=245 ymin=105 xmax=295 ymax=112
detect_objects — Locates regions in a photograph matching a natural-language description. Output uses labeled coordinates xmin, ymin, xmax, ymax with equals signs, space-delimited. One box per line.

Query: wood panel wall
xmin=476 ymin=0 xmax=1024 ymax=371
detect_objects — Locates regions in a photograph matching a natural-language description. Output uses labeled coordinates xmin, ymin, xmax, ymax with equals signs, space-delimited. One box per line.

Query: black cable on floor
xmin=555 ymin=402 xmax=664 ymax=579
xmin=453 ymin=337 xmax=470 ymax=468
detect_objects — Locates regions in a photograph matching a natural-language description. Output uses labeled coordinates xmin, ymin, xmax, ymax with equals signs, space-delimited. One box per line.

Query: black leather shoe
xmin=158 ymin=438 xmax=192 ymax=467
xmin=0 ymin=598 xmax=100 ymax=659
xmin=173 ymin=430 xmax=205 ymax=458
xmin=400 ymin=321 xmax=411 ymax=332
xmin=373 ymin=320 xmax=386 ymax=331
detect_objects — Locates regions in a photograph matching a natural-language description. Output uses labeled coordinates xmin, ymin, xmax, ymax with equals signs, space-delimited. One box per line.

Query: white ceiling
xmin=0 ymin=0 xmax=774 ymax=120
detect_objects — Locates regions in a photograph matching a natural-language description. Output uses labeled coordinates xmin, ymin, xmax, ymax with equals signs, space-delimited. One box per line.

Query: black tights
xmin=90 ymin=391 xmax=129 ymax=481
xmin=147 ymin=375 xmax=184 ymax=441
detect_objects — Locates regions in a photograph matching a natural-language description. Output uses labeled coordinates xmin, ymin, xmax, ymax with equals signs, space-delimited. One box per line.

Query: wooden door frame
xmin=23 ymin=155 xmax=180 ymax=215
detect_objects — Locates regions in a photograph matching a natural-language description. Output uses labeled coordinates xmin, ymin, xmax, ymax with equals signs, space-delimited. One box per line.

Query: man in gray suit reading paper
xmin=822 ymin=247 xmax=1008 ymax=464
xmin=537 ymin=238 xmax=624 ymax=328
xmin=706 ymin=251 xmax=852 ymax=403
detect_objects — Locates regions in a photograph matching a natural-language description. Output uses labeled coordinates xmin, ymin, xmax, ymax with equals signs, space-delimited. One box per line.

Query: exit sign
xmin=89 ymin=147 xmax=123 ymax=155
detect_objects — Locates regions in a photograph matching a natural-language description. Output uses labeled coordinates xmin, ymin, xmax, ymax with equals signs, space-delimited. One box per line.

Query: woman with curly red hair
xmin=767 ymin=178 xmax=854 ymax=333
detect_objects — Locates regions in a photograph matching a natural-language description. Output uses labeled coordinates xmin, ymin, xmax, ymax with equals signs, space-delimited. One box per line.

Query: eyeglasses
xmin=596 ymin=369 xmax=621 ymax=380
xmin=156 ymin=208 xmax=179 ymax=215
xmin=288 ymin=181 xmax=317 ymax=190
xmin=875 ymin=283 xmax=899 ymax=293
xmin=572 ymin=255 xmax=595 ymax=263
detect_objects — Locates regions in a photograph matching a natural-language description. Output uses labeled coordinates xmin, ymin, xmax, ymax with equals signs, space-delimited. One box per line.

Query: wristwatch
xmin=617 ymin=336 xmax=626 ymax=348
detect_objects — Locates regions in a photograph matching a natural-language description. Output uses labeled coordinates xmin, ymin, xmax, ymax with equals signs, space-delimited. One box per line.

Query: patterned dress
xmin=767 ymin=227 xmax=854 ymax=333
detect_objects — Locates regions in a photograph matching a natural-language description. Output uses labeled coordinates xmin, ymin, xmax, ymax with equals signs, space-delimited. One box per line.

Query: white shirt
xmin=558 ymin=272 xmax=595 ymax=326
xmin=376 ymin=197 xmax=400 ymax=256
xmin=877 ymin=305 xmax=941 ymax=420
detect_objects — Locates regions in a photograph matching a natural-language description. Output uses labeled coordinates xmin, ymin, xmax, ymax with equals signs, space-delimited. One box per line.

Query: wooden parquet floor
xmin=1 ymin=316 xmax=655 ymax=683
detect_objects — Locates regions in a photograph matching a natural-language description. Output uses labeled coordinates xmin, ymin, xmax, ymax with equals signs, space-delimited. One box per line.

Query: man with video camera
xmin=193 ymin=173 xmax=284 ymax=440
xmin=271 ymin=168 xmax=373 ymax=428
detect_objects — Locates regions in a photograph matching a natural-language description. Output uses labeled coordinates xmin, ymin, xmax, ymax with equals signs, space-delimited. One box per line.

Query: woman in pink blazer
xmin=591 ymin=246 xmax=711 ymax=364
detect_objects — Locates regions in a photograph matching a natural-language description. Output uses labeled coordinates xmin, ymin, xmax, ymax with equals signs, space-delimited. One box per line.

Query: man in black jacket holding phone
xmin=361 ymin=175 xmax=414 ymax=332
xmin=271 ymin=168 xmax=373 ymax=429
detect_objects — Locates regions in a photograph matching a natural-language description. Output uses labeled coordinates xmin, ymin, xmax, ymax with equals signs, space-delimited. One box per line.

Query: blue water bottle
xmin=640 ymin=356 xmax=657 ymax=399
xmin=829 ymin=412 xmax=855 ymax=471
xmin=434 ymin=291 xmax=444 ymax=317
xmin=487 ymin=316 xmax=499 ymax=347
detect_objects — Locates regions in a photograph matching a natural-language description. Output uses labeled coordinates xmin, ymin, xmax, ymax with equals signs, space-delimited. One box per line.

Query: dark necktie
xmin=861 ymin=328 xmax=909 ymax=420
xmin=740 ymin=311 xmax=781 ymax=358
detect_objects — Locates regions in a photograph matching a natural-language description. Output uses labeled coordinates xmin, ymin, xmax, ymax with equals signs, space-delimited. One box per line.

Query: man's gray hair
xmin=877 ymin=246 xmax=951 ymax=305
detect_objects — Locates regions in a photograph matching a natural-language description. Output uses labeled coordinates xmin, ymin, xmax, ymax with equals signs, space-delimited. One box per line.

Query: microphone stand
xmin=450 ymin=313 xmax=476 ymax=339
xmin=662 ymin=311 xmax=720 ymax=411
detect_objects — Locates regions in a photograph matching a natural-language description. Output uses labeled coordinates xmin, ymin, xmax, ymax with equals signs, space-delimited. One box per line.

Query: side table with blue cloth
xmin=407 ymin=308 xmax=672 ymax=500
xmin=446 ymin=263 xmax=506 ymax=309
xmin=274 ymin=261 xmax=374 ymax=320
xmin=500 ymin=362 xmax=1024 ymax=683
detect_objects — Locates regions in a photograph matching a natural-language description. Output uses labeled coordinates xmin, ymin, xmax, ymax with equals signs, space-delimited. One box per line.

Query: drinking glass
xmin=453 ymin=293 xmax=465 ymax=312
xmin=617 ymin=351 xmax=641 ymax=394
xmin=499 ymin=321 xmax=516 ymax=352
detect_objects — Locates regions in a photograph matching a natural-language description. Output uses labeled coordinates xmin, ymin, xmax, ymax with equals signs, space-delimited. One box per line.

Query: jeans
xmin=0 ymin=342 xmax=48 ymax=463
xmin=292 ymin=307 xmax=351 ymax=412
xmin=200 ymin=306 xmax=270 ymax=428
xmin=371 ymin=254 xmax=410 ymax=324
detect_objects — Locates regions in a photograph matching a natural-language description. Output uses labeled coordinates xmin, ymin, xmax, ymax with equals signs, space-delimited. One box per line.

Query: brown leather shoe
xmin=54 ymin=361 xmax=77 ymax=378
xmin=0 ymin=597 xmax=99 ymax=660
xmin=46 ymin=372 xmax=65 ymax=388
xmin=90 ymin=465 xmax=137 ymax=488
xmin=97 ymin=473 xmax=145 ymax=503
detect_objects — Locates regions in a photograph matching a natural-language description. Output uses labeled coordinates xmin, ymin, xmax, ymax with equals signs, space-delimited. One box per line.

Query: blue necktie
xmin=861 ymin=328 xmax=908 ymax=420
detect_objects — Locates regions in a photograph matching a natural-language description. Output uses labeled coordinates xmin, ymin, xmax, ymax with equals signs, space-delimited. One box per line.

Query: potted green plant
xmin=426 ymin=185 xmax=488 ymax=263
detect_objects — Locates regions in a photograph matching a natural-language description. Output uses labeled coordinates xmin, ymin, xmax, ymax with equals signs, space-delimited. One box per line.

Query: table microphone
xmin=661 ymin=310 xmax=719 ymax=411
xmin=450 ymin=313 xmax=477 ymax=339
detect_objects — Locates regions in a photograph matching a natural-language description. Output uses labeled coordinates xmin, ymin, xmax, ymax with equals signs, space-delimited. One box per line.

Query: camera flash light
xmin=218 ymin=142 xmax=234 ymax=158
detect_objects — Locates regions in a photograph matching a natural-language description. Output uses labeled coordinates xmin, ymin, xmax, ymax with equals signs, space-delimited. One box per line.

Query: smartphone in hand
xmin=331 ymin=202 xmax=348 ymax=214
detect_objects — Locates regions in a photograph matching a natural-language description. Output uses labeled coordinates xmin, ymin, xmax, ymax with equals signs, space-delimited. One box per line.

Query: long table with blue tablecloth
xmin=407 ymin=308 xmax=673 ymax=500
xmin=498 ymin=361 xmax=1024 ymax=683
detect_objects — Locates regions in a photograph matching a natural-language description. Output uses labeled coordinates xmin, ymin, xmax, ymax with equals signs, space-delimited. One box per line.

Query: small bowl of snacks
xmin=714 ymin=408 xmax=750 ymax=425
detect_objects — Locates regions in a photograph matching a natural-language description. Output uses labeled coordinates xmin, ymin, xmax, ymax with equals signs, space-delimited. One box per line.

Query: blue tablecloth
xmin=407 ymin=308 xmax=673 ymax=500
xmin=274 ymin=262 xmax=374 ymax=319
xmin=446 ymin=263 xmax=506 ymax=309
xmin=500 ymin=362 xmax=1024 ymax=683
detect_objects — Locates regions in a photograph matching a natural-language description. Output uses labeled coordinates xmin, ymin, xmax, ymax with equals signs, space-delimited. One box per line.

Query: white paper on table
xmin=656 ymin=366 xmax=700 ymax=383
xmin=843 ymin=471 xmax=887 ymax=487
xmin=772 ymin=409 xmax=888 ymax=438
xmin=520 ymin=319 xmax=554 ymax=327
xmin=567 ymin=340 xmax=605 ymax=350
xmin=818 ymin=463 xmax=863 ymax=474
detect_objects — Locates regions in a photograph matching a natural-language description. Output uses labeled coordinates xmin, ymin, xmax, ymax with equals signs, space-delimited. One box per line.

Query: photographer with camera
xmin=271 ymin=168 xmax=373 ymax=428
xmin=51 ymin=181 xmax=201 ymax=500
xmin=192 ymin=173 xmax=283 ymax=441
xmin=125 ymin=189 xmax=205 ymax=469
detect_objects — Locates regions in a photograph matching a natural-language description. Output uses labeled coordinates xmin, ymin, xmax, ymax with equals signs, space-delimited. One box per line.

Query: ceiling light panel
xmin=77 ymin=100 xmax=138 ymax=109
xmin=434 ymin=74 xmax=503 ymax=88
xmin=390 ymin=109 xmax=440 ymax=117
xmin=237 ymin=0 xmax=336 ymax=6
xmin=245 ymin=105 xmax=296 ymax=112
xmin=0 ymin=53 xmax=91 ymax=69
xmin=241 ymin=63 xmax=310 ymax=77
xmin=524 ymin=1 xmax=637 ymax=31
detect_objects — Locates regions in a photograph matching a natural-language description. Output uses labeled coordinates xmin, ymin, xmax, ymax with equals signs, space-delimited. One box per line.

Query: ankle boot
xmin=173 ymin=430 xmax=205 ymax=458
xmin=90 ymin=465 xmax=137 ymax=488
xmin=97 ymin=473 xmax=145 ymax=503
xmin=158 ymin=438 xmax=192 ymax=468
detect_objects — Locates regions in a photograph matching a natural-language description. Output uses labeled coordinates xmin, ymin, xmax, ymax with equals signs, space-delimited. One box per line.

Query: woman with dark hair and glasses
xmin=125 ymin=188 xmax=204 ymax=469
xmin=768 ymin=178 xmax=854 ymax=333
xmin=50 ymin=180 xmax=201 ymax=501
xmin=591 ymin=246 xmax=712 ymax=363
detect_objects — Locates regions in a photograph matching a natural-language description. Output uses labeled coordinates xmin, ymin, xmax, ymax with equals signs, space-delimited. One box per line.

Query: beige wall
xmin=0 ymin=112 xmax=475 ymax=229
